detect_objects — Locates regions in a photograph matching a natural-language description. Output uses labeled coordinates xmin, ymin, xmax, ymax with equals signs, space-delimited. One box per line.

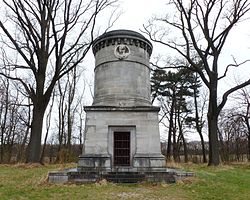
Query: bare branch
xmin=218 ymin=78 xmax=250 ymax=113
xmin=218 ymin=58 xmax=250 ymax=80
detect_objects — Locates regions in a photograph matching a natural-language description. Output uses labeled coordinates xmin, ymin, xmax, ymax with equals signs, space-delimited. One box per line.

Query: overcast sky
xmin=112 ymin=0 xmax=166 ymax=31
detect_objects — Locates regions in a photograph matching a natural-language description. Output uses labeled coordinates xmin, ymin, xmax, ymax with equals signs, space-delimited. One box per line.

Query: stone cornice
xmin=92 ymin=30 xmax=153 ymax=56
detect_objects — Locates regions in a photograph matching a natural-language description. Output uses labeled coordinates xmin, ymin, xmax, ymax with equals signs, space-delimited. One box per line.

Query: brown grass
xmin=13 ymin=163 xmax=44 ymax=168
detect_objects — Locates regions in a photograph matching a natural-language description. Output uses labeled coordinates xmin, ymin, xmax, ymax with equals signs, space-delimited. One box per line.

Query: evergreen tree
xmin=151 ymin=67 xmax=201 ymax=161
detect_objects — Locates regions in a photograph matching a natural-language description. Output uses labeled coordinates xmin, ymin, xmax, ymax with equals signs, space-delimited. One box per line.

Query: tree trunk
xmin=40 ymin=94 xmax=54 ymax=163
xmin=166 ymin=98 xmax=175 ymax=161
xmin=17 ymin=125 xmax=30 ymax=162
xmin=200 ymin=134 xmax=207 ymax=163
xmin=179 ymin=127 xmax=188 ymax=163
xmin=248 ymin=134 xmax=250 ymax=162
xmin=182 ymin=136 xmax=188 ymax=163
xmin=166 ymin=126 xmax=172 ymax=161
xmin=244 ymin=116 xmax=250 ymax=162
xmin=26 ymin=104 xmax=46 ymax=163
xmin=67 ymin=108 xmax=72 ymax=153
xmin=177 ymin=112 xmax=188 ymax=163
xmin=173 ymin=113 xmax=178 ymax=162
xmin=193 ymin=84 xmax=207 ymax=163
xmin=40 ymin=119 xmax=50 ymax=163
xmin=0 ymin=123 xmax=4 ymax=163
xmin=207 ymin=90 xmax=220 ymax=165
xmin=0 ymin=82 xmax=9 ymax=163
xmin=207 ymin=114 xmax=220 ymax=165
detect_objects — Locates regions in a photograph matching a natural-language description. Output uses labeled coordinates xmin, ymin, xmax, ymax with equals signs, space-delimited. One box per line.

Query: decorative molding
xmin=92 ymin=37 xmax=152 ymax=56
xmin=84 ymin=106 xmax=160 ymax=112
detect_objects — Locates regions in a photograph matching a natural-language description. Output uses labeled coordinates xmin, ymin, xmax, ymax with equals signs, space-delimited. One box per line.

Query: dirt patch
xmin=115 ymin=192 xmax=142 ymax=199
xmin=14 ymin=163 xmax=43 ymax=169
xmin=95 ymin=179 xmax=108 ymax=186
xmin=176 ymin=177 xmax=199 ymax=185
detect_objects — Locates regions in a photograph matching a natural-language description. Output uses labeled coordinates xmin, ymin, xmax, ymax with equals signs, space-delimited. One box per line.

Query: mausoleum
xmin=78 ymin=29 xmax=165 ymax=171
xmin=49 ymin=30 xmax=194 ymax=183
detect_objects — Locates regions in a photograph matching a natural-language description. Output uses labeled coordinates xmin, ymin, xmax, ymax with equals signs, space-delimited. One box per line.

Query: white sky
xmin=112 ymin=0 xmax=166 ymax=31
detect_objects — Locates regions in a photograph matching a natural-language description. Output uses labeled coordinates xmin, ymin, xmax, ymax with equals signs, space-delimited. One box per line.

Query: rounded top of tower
xmin=92 ymin=29 xmax=153 ymax=56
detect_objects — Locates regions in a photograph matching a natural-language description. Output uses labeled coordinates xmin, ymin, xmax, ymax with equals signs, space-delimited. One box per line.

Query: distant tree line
xmin=0 ymin=69 xmax=86 ymax=163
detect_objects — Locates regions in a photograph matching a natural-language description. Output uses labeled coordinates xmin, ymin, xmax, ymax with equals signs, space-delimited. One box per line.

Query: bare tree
xmin=143 ymin=0 xmax=250 ymax=165
xmin=233 ymin=87 xmax=250 ymax=161
xmin=56 ymin=77 xmax=68 ymax=160
xmin=0 ymin=74 xmax=30 ymax=163
xmin=16 ymin=99 xmax=31 ymax=162
xmin=55 ymin=67 xmax=82 ymax=162
xmin=0 ymin=0 xmax=118 ymax=163
xmin=0 ymin=76 xmax=9 ymax=162
xmin=218 ymin=109 xmax=248 ymax=162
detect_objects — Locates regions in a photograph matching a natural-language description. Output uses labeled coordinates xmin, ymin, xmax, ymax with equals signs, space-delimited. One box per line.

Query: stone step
xmin=144 ymin=172 xmax=176 ymax=183
xmin=103 ymin=172 xmax=145 ymax=183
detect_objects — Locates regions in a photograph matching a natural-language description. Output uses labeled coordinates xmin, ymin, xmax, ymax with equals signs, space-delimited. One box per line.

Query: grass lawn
xmin=0 ymin=163 xmax=249 ymax=200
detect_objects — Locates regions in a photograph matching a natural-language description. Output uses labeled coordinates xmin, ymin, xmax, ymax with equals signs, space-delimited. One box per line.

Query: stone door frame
xmin=108 ymin=126 xmax=136 ymax=168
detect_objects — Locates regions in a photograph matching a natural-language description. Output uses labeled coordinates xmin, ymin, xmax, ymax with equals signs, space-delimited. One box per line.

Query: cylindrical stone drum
xmin=92 ymin=30 xmax=153 ymax=107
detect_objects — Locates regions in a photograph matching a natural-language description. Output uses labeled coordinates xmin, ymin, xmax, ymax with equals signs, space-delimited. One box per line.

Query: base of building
xmin=77 ymin=153 xmax=166 ymax=172
xmin=48 ymin=154 xmax=194 ymax=184
xmin=48 ymin=166 xmax=194 ymax=184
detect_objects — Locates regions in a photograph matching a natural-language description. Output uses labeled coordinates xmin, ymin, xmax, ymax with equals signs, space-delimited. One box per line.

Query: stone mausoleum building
xmin=49 ymin=30 xmax=192 ymax=183
xmin=78 ymin=29 xmax=165 ymax=171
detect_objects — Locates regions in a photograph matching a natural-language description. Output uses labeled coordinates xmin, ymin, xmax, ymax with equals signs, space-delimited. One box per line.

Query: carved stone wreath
xmin=114 ymin=44 xmax=130 ymax=60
